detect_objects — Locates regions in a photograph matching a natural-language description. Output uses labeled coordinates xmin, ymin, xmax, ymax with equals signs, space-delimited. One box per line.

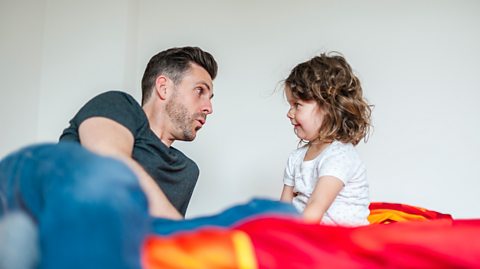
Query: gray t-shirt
xmin=60 ymin=91 xmax=199 ymax=216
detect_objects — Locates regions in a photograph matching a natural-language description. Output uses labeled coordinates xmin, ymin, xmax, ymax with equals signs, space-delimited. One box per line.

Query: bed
xmin=142 ymin=199 xmax=480 ymax=269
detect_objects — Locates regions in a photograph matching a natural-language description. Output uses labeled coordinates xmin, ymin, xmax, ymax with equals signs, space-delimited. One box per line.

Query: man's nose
xmin=203 ymin=99 xmax=213 ymax=115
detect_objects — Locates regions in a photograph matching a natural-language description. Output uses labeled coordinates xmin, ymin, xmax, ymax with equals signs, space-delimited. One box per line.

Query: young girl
xmin=280 ymin=53 xmax=372 ymax=226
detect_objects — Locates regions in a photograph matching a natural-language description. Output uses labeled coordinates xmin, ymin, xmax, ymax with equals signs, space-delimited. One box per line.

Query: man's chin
xmin=180 ymin=130 xmax=197 ymax=141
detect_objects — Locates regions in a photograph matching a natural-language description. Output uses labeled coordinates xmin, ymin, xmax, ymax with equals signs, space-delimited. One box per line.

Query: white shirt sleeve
xmin=283 ymin=151 xmax=296 ymax=186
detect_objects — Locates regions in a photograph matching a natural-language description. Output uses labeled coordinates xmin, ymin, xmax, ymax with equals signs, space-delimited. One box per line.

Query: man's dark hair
xmin=141 ymin=46 xmax=218 ymax=105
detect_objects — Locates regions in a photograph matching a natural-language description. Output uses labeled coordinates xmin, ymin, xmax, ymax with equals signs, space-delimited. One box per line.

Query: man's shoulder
xmin=60 ymin=90 xmax=146 ymax=140
xmin=89 ymin=90 xmax=138 ymax=106
xmin=80 ymin=90 xmax=145 ymax=122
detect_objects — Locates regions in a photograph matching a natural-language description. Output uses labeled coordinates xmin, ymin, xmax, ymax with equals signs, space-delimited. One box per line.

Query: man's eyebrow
xmin=198 ymin=81 xmax=214 ymax=98
xmin=198 ymin=81 xmax=211 ymax=91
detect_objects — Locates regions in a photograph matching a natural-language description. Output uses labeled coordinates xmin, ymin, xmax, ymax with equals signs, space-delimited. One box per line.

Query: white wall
xmin=1 ymin=0 xmax=479 ymax=218
xmin=37 ymin=0 xmax=139 ymax=141
xmin=0 ymin=0 xmax=45 ymax=154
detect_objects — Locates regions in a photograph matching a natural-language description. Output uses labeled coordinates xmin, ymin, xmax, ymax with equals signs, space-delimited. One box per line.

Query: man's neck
xmin=142 ymin=103 xmax=175 ymax=147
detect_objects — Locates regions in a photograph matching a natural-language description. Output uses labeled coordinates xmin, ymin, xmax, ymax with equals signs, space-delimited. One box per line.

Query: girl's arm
xmin=303 ymin=176 xmax=344 ymax=223
xmin=280 ymin=185 xmax=295 ymax=202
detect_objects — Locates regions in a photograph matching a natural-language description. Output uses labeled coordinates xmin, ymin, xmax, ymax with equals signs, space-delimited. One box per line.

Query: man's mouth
xmin=194 ymin=118 xmax=206 ymax=129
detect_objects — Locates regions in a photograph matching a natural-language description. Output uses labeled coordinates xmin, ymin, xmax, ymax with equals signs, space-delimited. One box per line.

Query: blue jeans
xmin=0 ymin=142 xmax=299 ymax=269
xmin=151 ymin=198 xmax=299 ymax=236
xmin=0 ymin=142 xmax=149 ymax=269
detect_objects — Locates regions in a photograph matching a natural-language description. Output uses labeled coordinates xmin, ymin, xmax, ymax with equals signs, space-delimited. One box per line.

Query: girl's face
xmin=285 ymin=88 xmax=326 ymax=141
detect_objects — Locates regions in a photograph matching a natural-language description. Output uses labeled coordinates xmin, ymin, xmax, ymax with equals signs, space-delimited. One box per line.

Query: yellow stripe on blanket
xmin=231 ymin=231 xmax=258 ymax=269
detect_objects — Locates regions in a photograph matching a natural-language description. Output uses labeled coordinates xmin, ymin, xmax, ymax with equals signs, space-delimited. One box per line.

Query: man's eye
xmin=195 ymin=88 xmax=203 ymax=95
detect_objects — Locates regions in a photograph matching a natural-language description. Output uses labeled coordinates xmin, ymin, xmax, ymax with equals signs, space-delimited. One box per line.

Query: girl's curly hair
xmin=285 ymin=52 xmax=372 ymax=145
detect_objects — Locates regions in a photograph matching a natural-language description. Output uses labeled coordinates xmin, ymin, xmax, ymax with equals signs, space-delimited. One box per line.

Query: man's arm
xmin=78 ymin=116 xmax=182 ymax=219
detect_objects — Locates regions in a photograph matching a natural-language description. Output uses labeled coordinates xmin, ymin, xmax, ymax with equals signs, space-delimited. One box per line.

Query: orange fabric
xmin=142 ymin=229 xmax=257 ymax=269
xmin=368 ymin=202 xmax=453 ymax=224
xmin=369 ymin=208 xmax=427 ymax=223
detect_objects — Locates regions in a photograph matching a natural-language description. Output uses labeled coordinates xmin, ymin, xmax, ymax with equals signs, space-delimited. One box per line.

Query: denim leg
xmin=0 ymin=142 xmax=149 ymax=269
xmin=0 ymin=211 xmax=39 ymax=269
xmin=151 ymin=198 xmax=300 ymax=236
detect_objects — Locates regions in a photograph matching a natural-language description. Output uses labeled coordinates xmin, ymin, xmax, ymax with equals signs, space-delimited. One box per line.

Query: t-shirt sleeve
xmin=283 ymin=151 xmax=296 ymax=186
xmin=60 ymin=91 xmax=145 ymax=141
xmin=316 ymin=147 xmax=357 ymax=185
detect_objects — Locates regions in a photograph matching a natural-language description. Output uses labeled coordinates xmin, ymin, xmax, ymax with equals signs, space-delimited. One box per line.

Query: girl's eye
xmin=294 ymin=102 xmax=300 ymax=108
xmin=195 ymin=88 xmax=204 ymax=95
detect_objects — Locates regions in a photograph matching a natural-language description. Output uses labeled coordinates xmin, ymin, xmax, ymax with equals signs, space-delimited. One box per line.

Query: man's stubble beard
xmin=165 ymin=95 xmax=198 ymax=141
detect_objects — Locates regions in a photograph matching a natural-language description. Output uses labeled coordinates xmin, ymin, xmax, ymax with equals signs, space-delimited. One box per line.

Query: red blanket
xmin=143 ymin=203 xmax=479 ymax=269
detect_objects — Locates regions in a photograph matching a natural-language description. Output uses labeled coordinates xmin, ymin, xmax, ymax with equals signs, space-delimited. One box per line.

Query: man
xmin=0 ymin=46 xmax=217 ymax=269
xmin=60 ymin=46 xmax=217 ymax=219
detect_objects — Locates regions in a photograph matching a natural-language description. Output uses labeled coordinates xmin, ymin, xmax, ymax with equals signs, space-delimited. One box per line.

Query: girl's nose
xmin=287 ymin=108 xmax=294 ymax=119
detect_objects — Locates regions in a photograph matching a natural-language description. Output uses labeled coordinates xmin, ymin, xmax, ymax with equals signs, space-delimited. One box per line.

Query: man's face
xmin=166 ymin=63 xmax=214 ymax=141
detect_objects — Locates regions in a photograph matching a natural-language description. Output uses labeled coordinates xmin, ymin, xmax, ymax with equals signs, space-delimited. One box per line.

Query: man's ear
xmin=154 ymin=75 xmax=169 ymax=100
